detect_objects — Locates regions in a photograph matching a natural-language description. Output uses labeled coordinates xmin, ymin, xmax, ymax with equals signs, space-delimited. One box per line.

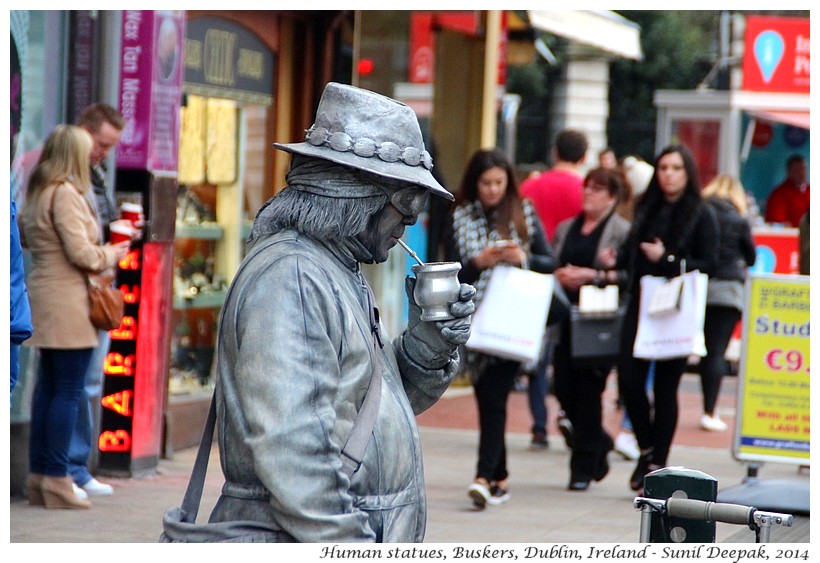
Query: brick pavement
xmin=9 ymin=373 xmax=809 ymax=546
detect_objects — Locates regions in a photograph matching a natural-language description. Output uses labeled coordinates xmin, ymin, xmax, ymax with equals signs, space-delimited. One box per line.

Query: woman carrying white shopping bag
xmin=614 ymin=145 xmax=718 ymax=493
xmin=443 ymin=148 xmax=555 ymax=510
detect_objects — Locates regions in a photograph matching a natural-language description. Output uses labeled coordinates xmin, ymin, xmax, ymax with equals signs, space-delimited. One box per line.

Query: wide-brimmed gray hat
xmin=274 ymin=82 xmax=453 ymax=201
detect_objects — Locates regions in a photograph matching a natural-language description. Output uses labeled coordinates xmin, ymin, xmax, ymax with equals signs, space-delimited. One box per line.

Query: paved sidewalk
xmin=9 ymin=374 xmax=809 ymax=545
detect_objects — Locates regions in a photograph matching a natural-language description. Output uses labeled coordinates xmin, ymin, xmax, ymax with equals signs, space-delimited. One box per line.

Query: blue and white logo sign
xmin=754 ymin=30 xmax=785 ymax=83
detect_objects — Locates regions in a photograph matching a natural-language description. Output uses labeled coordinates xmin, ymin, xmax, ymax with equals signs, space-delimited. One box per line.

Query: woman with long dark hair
xmin=443 ymin=148 xmax=555 ymax=509
xmin=616 ymin=145 xmax=719 ymax=491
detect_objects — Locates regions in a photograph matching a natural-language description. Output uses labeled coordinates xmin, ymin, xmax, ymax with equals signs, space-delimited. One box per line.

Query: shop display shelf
xmin=173 ymin=288 xmax=228 ymax=310
xmin=175 ymin=221 xmax=224 ymax=240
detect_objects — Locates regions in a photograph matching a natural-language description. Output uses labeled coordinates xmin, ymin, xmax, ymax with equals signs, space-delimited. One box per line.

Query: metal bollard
xmin=643 ymin=467 xmax=717 ymax=543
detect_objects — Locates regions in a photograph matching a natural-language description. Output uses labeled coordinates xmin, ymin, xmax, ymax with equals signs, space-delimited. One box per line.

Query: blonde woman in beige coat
xmin=20 ymin=125 xmax=130 ymax=509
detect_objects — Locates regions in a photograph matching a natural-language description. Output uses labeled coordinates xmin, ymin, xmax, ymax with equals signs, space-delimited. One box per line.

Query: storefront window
xmin=10 ymin=10 xmax=68 ymax=423
xmin=356 ymin=11 xmax=411 ymax=97
xmin=670 ymin=118 xmax=721 ymax=186
xmin=171 ymin=94 xmax=270 ymax=394
xmin=11 ymin=10 xmax=68 ymax=204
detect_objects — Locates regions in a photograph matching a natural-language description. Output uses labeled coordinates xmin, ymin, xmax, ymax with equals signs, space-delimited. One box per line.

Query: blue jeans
xmin=527 ymin=341 xmax=553 ymax=436
xmin=68 ymin=330 xmax=109 ymax=485
xmin=29 ymin=348 xmax=94 ymax=477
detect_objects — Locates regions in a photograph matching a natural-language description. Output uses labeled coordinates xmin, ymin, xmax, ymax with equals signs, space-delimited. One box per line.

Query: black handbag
xmin=569 ymin=304 xmax=626 ymax=366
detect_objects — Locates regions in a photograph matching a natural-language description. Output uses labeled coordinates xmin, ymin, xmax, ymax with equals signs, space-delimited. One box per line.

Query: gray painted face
xmin=357 ymin=186 xmax=428 ymax=263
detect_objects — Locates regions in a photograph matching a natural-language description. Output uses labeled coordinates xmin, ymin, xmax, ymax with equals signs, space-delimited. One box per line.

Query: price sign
xmin=765 ymin=349 xmax=808 ymax=373
xmin=735 ymin=274 xmax=810 ymax=463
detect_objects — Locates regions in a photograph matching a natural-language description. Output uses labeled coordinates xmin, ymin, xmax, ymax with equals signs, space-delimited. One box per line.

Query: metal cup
xmin=411 ymin=262 xmax=461 ymax=321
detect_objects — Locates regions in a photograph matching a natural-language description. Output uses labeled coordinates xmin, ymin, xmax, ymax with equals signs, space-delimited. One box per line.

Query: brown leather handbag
xmin=87 ymin=276 xmax=124 ymax=331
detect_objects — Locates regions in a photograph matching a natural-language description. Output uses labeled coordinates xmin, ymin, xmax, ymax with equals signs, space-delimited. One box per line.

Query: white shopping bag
xmin=646 ymin=275 xmax=683 ymax=316
xmin=633 ymin=270 xmax=708 ymax=360
xmin=466 ymin=265 xmax=554 ymax=365
xmin=579 ymin=284 xmax=619 ymax=314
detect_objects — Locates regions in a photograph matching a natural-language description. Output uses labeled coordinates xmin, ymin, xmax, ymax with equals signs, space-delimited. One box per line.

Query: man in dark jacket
xmin=68 ymin=104 xmax=127 ymax=497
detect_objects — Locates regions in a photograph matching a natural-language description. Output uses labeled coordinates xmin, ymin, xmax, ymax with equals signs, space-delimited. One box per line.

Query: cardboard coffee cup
xmin=110 ymin=222 xmax=134 ymax=244
xmin=120 ymin=202 xmax=143 ymax=226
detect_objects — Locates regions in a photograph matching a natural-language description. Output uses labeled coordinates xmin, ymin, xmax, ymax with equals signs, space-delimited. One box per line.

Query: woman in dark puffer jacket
xmin=699 ymin=175 xmax=757 ymax=431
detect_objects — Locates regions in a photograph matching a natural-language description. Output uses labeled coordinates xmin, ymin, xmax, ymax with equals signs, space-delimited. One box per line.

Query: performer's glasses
xmin=387 ymin=187 xmax=428 ymax=217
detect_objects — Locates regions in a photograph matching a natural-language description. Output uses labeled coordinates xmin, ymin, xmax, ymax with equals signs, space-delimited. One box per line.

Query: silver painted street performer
xmin=207 ymin=82 xmax=475 ymax=542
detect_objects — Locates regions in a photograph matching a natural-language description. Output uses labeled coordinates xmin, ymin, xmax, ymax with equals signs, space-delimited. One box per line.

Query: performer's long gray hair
xmin=249 ymin=155 xmax=390 ymax=245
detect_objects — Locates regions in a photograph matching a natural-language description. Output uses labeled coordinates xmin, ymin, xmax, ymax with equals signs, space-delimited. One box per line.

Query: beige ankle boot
xmin=41 ymin=476 xmax=91 ymax=509
xmin=26 ymin=474 xmax=45 ymax=506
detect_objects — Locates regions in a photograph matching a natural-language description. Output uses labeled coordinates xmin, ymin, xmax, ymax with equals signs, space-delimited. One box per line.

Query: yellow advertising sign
xmin=735 ymin=274 xmax=810 ymax=463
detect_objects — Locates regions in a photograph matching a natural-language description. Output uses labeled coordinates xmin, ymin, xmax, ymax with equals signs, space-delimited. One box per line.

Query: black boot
xmin=629 ymin=449 xmax=654 ymax=491
xmin=593 ymin=433 xmax=614 ymax=482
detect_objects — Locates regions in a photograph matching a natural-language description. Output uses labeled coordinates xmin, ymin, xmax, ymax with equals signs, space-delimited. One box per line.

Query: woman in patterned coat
xmin=443 ymin=148 xmax=555 ymax=509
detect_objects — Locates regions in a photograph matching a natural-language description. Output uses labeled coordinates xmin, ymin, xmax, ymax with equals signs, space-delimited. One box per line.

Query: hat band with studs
xmin=305 ymin=126 xmax=434 ymax=171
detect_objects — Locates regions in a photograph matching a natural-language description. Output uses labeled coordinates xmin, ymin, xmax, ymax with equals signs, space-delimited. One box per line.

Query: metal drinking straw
xmin=397 ymin=239 xmax=425 ymax=266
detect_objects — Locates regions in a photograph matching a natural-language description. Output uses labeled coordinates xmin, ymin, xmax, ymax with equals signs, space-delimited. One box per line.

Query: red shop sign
xmin=742 ymin=15 xmax=809 ymax=94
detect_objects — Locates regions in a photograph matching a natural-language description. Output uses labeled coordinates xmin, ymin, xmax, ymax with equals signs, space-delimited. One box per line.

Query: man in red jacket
xmin=765 ymin=155 xmax=810 ymax=227
xmin=520 ymin=129 xmax=588 ymax=242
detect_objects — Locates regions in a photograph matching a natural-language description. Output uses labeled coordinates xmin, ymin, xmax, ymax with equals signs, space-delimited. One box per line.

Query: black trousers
xmin=552 ymin=328 xmax=613 ymax=481
xmin=472 ymin=357 xmax=519 ymax=482
xmin=701 ymin=305 xmax=741 ymax=414
xmin=618 ymin=302 xmax=686 ymax=467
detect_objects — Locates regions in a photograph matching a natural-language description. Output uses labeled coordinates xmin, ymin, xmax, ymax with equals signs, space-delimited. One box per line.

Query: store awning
xmin=528 ymin=10 xmax=643 ymax=61
xmin=746 ymin=109 xmax=810 ymax=130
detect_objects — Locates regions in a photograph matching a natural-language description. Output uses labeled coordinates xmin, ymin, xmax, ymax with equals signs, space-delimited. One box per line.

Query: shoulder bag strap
xmin=178 ymin=393 xmax=218 ymax=519
xmin=339 ymin=282 xmax=383 ymax=477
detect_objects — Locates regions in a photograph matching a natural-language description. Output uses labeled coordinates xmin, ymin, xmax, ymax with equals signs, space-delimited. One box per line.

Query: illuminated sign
xmin=99 ymin=248 xmax=141 ymax=461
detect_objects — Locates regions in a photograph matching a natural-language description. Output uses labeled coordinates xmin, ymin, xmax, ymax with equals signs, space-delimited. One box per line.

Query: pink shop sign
xmin=116 ymin=10 xmax=185 ymax=173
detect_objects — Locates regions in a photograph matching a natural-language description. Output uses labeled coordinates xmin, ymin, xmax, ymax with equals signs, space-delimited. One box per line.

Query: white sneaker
xmin=700 ymin=414 xmax=728 ymax=432
xmin=487 ymin=484 xmax=510 ymax=506
xmin=81 ymin=477 xmax=114 ymax=496
xmin=72 ymin=483 xmax=89 ymax=501
xmin=614 ymin=431 xmax=640 ymax=461
xmin=467 ymin=481 xmax=491 ymax=509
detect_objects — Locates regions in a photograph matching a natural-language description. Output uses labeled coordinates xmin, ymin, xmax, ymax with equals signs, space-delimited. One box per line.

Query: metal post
xmin=753 ymin=511 xmax=794 ymax=544
xmin=639 ymin=508 xmax=652 ymax=543
xmin=634 ymin=497 xmax=666 ymax=543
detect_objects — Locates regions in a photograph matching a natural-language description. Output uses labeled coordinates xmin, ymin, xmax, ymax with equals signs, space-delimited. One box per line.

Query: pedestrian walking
xmin=615 ymin=144 xmax=718 ymax=492
xmin=699 ymin=175 xmax=756 ymax=431
xmin=551 ymin=167 xmax=630 ymax=490
xmin=443 ymin=148 xmax=555 ymax=509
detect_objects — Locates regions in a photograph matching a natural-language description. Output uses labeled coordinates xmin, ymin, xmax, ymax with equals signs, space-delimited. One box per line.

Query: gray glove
xmin=401 ymin=276 xmax=475 ymax=369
